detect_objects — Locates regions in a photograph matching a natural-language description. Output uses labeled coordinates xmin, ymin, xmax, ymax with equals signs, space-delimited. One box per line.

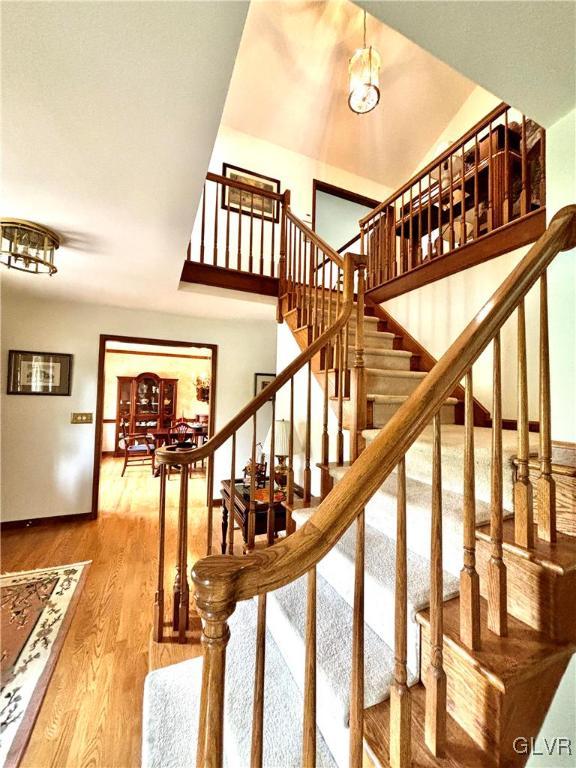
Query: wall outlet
xmin=71 ymin=412 xmax=93 ymax=424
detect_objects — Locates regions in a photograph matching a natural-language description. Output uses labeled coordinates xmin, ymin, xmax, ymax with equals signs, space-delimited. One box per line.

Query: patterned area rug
xmin=0 ymin=562 xmax=90 ymax=768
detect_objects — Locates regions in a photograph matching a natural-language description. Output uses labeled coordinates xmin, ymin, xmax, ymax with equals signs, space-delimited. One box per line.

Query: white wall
xmin=0 ymin=286 xmax=277 ymax=522
xmin=411 ymin=85 xmax=500 ymax=174
xmin=189 ymin=125 xmax=393 ymax=273
xmin=545 ymin=108 xmax=576 ymax=444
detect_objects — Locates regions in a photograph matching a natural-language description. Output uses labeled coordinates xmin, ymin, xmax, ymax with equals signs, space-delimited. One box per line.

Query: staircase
xmin=142 ymin=201 xmax=576 ymax=768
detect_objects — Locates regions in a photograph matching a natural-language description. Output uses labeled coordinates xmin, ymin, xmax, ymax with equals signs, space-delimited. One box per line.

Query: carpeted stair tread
xmin=367 ymin=394 xmax=458 ymax=404
xmin=327 ymin=465 xmax=491 ymax=575
xmin=142 ymin=599 xmax=337 ymax=768
xmin=363 ymin=424 xmax=539 ymax=512
xmin=266 ymin=572 xmax=416 ymax=766
xmin=292 ymin=509 xmax=459 ymax=671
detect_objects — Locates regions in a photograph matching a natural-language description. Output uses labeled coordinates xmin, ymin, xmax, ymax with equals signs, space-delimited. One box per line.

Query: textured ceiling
xmin=221 ymin=0 xmax=477 ymax=189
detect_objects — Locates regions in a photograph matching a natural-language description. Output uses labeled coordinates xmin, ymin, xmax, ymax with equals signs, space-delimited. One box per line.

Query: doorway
xmin=312 ymin=179 xmax=379 ymax=253
xmin=92 ymin=334 xmax=218 ymax=517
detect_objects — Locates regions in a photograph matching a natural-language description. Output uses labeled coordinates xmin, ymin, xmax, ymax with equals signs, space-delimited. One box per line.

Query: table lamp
xmin=264 ymin=419 xmax=291 ymax=489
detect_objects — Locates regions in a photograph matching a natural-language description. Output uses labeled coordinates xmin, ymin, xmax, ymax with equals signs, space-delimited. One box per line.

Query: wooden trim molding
xmin=92 ymin=334 xmax=218 ymax=518
xmin=1 ymin=512 xmax=96 ymax=530
xmin=180 ymin=261 xmax=279 ymax=297
xmin=106 ymin=349 xmax=211 ymax=360
xmin=312 ymin=178 xmax=380 ymax=232
xmin=366 ymin=208 xmax=546 ymax=304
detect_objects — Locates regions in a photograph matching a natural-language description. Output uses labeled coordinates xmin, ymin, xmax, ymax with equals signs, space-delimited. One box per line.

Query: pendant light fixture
xmin=348 ymin=9 xmax=381 ymax=115
xmin=0 ymin=219 xmax=60 ymax=275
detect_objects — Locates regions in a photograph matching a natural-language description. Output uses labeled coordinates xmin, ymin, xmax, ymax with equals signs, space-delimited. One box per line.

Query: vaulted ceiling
xmin=221 ymin=0 xmax=477 ymax=189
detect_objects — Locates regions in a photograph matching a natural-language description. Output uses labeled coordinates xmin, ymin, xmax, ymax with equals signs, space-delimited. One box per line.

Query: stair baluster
xmin=153 ymin=463 xmax=167 ymax=642
xmin=390 ymin=457 xmax=411 ymax=768
xmin=304 ymin=363 xmax=312 ymax=502
xmin=351 ymin=257 xmax=367 ymax=461
xmin=247 ymin=413 xmax=258 ymax=553
xmin=487 ymin=331 xmax=508 ymax=636
xmin=538 ymin=269 xmax=557 ymax=542
xmin=349 ymin=509 xmax=365 ymax=767
xmin=227 ymin=434 xmax=236 ymax=554
xmin=259 ymin=192 xmax=265 ymax=276
xmin=213 ymin=179 xmax=219 ymax=266
xmin=250 ymin=593 xmax=267 ymax=767
xmin=514 ymin=298 xmax=534 ymax=548
xmin=249 ymin=192 xmax=254 ymax=273
xmin=424 ymin=412 xmax=447 ymax=756
xmin=267 ymin=398 xmax=276 ymax=545
xmin=302 ymin=567 xmax=317 ymax=767
xmin=460 ymin=369 xmax=481 ymax=650
xmin=287 ymin=378 xmax=295 ymax=523
xmin=200 ymin=180 xmax=206 ymax=264
xmin=206 ymin=453 xmax=215 ymax=556
xmin=176 ymin=457 xmax=190 ymax=642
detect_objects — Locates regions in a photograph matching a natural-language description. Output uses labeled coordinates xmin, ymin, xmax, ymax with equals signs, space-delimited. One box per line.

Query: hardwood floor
xmin=1 ymin=458 xmax=214 ymax=768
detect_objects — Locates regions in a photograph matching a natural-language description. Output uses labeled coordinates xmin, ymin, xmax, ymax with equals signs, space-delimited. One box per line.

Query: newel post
xmin=277 ymin=189 xmax=291 ymax=324
xmin=193 ymin=563 xmax=238 ymax=768
xmin=350 ymin=255 xmax=367 ymax=461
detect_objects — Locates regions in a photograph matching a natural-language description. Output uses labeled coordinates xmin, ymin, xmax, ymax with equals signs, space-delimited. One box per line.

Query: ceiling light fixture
xmin=348 ymin=9 xmax=381 ymax=115
xmin=0 ymin=219 xmax=60 ymax=275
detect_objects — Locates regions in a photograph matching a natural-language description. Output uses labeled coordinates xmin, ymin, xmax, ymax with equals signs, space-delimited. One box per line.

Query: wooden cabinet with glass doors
xmin=114 ymin=372 xmax=178 ymax=456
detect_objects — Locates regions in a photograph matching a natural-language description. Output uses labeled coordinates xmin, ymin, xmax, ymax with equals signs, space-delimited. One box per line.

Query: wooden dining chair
xmin=119 ymin=419 xmax=155 ymax=477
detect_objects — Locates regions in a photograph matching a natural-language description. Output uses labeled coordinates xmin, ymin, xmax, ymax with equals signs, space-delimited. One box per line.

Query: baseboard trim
xmin=1 ymin=512 xmax=96 ymax=530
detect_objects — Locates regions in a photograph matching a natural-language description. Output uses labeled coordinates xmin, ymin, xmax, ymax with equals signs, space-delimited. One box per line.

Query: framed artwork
xmin=7 ymin=350 xmax=72 ymax=395
xmin=221 ymin=163 xmax=281 ymax=223
xmin=254 ymin=372 xmax=276 ymax=398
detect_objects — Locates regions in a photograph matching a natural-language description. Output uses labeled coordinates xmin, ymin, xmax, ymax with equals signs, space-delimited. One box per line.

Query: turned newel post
xmin=350 ymin=255 xmax=367 ymax=461
xmin=277 ymin=189 xmax=291 ymax=323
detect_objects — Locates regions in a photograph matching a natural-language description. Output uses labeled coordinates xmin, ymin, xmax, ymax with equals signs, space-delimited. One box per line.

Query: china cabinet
xmin=114 ymin=372 xmax=178 ymax=455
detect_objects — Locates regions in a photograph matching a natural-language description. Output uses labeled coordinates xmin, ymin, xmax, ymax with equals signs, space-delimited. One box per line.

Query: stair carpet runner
xmin=142 ymin=426 xmax=539 ymax=767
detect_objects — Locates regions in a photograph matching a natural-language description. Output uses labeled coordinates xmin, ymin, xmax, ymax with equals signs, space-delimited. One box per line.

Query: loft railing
xmin=154 ymin=204 xmax=369 ymax=643
xmin=186 ymin=171 xmax=289 ymax=279
xmin=188 ymin=205 xmax=575 ymax=766
xmin=359 ymin=103 xmax=546 ymax=294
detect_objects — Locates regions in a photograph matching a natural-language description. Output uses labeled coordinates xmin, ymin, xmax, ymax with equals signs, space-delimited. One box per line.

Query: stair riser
xmin=475 ymin=538 xmax=576 ymax=643
xmin=372 ymin=401 xmax=456 ymax=427
xmin=364 ymin=333 xmax=395 ymax=350
xmin=367 ymin=372 xmax=423 ymax=396
xmin=420 ymin=623 xmax=571 ymax=767
xmin=351 ymin=350 xmax=411 ymax=370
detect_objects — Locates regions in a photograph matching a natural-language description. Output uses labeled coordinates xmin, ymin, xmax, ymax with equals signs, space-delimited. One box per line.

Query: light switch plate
xmin=71 ymin=412 xmax=93 ymax=424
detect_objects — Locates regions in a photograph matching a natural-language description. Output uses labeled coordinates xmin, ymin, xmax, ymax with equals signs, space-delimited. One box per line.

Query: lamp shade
xmin=264 ymin=419 xmax=291 ymax=458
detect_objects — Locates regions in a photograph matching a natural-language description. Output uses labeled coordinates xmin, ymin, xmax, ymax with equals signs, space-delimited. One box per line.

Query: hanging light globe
xmin=348 ymin=9 xmax=381 ymax=115
xmin=0 ymin=219 xmax=60 ymax=275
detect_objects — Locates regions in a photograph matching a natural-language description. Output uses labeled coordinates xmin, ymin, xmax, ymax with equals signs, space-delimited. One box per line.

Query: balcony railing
xmin=360 ymin=103 xmax=546 ymax=298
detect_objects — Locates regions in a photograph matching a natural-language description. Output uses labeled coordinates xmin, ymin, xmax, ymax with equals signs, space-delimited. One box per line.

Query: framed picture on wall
xmin=221 ymin=163 xmax=281 ymax=222
xmin=7 ymin=350 xmax=72 ymax=395
xmin=254 ymin=372 xmax=276 ymax=399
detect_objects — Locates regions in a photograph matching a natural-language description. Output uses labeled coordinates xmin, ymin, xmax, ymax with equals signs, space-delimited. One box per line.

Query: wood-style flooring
xmin=1 ymin=458 xmax=216 ymax=768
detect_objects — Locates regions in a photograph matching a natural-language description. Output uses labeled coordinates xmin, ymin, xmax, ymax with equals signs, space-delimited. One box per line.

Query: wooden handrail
xmin=360 ymin=102 xmax=509 ymax=225
xmin=156 ymin=214 xmax=353 ymax=467
xmin=192 ymin=205 xmax=576 ymax=606
xmin=205 ymin=171 xmax=284 ymax=201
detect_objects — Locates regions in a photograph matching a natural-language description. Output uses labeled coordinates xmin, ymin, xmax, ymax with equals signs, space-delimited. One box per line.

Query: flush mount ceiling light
xmin=0 ymin=219 xmax=60 ymax=275
xmin=348 ymin=9 xmax=381 ymax=115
